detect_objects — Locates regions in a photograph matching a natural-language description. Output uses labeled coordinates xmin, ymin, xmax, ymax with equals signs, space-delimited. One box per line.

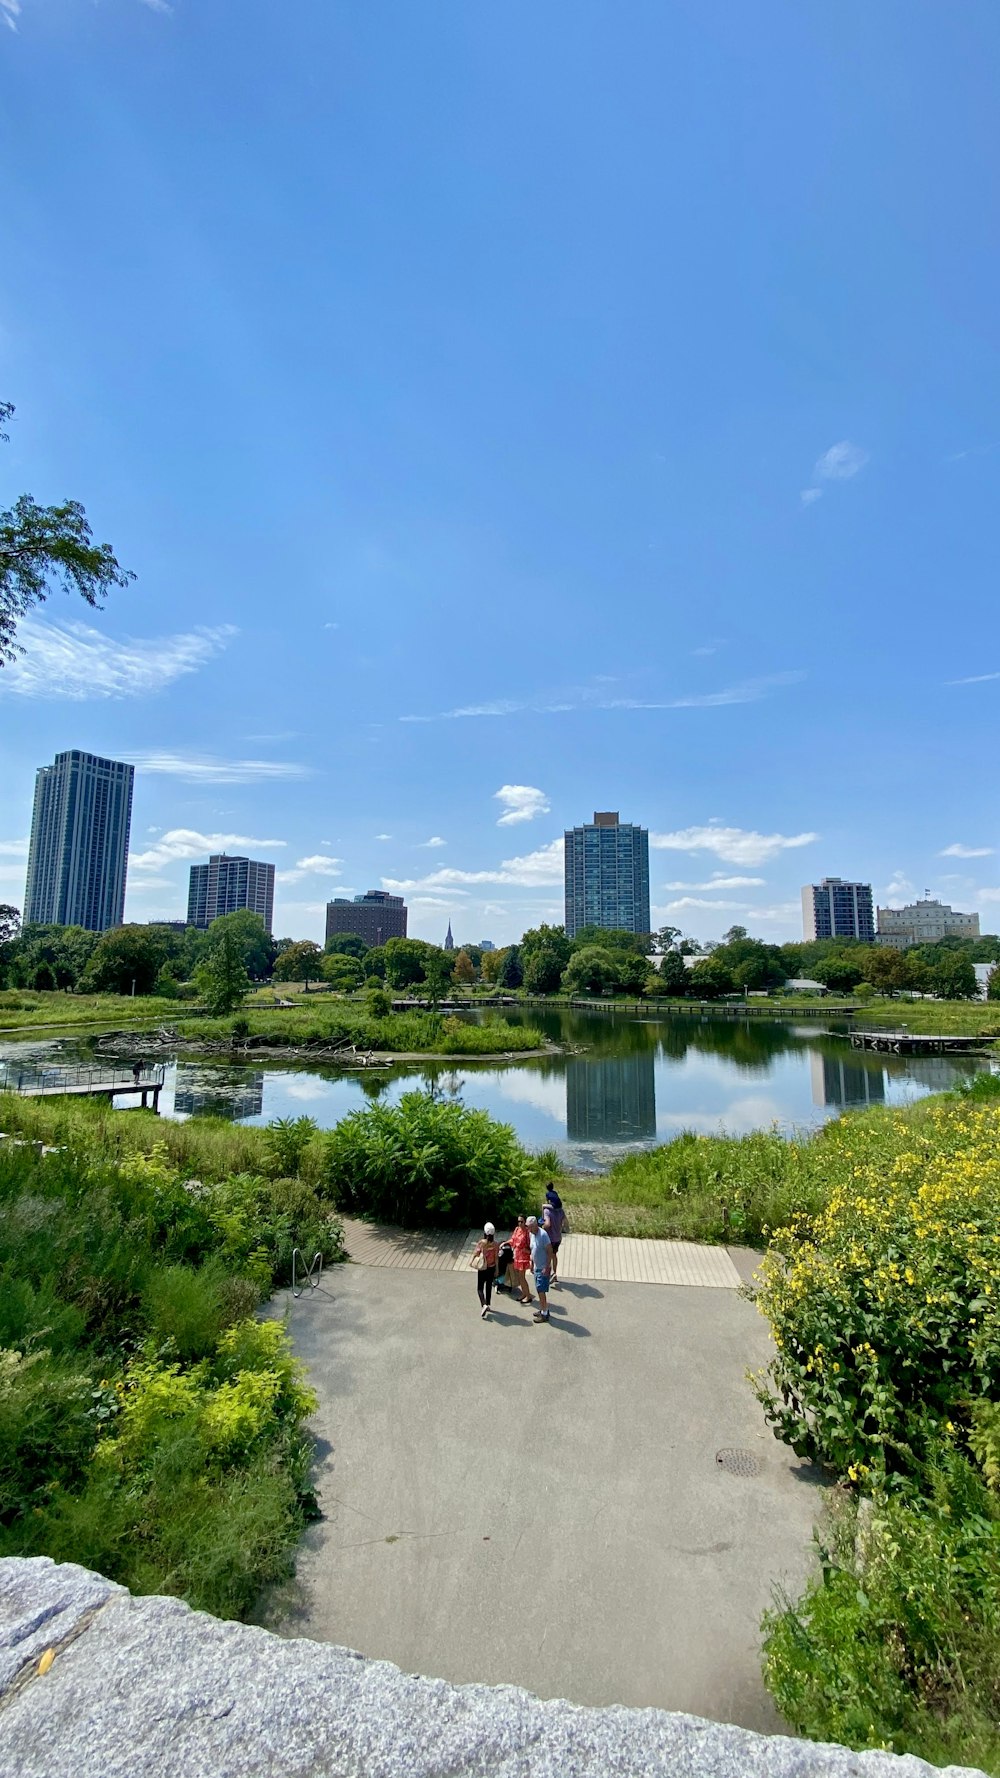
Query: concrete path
xmin=341 ymin=1217 xmax=745 ymax=1288
xmin=263 ymin=1264 xmax=821 ymax=1733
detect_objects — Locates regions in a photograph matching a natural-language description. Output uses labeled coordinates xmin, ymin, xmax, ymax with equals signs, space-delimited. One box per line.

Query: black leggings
xmin=476 ymin=1266 xmax=496 ymax=1307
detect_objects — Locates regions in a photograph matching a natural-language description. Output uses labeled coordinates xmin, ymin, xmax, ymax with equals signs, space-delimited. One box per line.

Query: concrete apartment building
xmin=877 ymin=899 xmax=981 ymax=949
xmin=564 ymin=811 xmax=651 ymax=940
xmin=801 ymin=878 xmax=875 ymax=942
xmin=187 ymin=855 xmax=275 ymax=933
xmin=325 ymin=890 xmax=407 ymax=947
xmin=24 ymin=749 xmax=134 ymax=932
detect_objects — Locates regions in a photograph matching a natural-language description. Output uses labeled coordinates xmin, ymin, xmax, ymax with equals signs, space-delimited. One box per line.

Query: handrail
xmin=291 ymin=1247 xmax=323 ymax=1299
xmin=0 ymin=1062 xmax=167 ymax=1094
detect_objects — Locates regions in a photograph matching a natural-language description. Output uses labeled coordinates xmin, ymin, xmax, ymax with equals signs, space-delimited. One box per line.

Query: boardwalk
xmin=0 ymin=1061 xmax=165 ymax=1110
xmin=341 ymin=1217 xmax=743 ymax=1288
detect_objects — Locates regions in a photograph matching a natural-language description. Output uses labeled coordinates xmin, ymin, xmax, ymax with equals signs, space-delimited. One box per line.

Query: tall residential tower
xmin=801 ymin=878 xmax=875 ymax=942
xmin=187 ymin=855 xmax=275 ymax=933
xmin=24 ymin=749 xmax=134 ymax=931
xmin=564 ymin=811 xmax=650 ymax=940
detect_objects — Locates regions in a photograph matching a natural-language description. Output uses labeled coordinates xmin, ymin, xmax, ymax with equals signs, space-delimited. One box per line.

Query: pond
xmin=1 ymin=1005 xmax=993 ymax=1172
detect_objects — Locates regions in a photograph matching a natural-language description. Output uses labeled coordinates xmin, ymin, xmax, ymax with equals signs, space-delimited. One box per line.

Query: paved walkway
xmin=264 ymin=1265 xmax=820 ymax=1730
xmin=341 ymin=1217 xmax=744 ymax=1289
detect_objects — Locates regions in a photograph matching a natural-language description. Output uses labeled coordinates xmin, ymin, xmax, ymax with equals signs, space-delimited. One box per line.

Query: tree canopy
xmin=0 ymin=402 xmax=135 ymax=665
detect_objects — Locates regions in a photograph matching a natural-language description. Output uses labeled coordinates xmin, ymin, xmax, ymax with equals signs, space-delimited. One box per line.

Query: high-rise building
xmin=876 ymin=899 xmax=981 ymax=949
xmin=325 ymin=890 xmax=407 ymax=947
xmin=801 ymin=878 xmax=875 ymax=942
xmin=24 ymin=748 xmax=134 ymax=931
xmin=187 ymin=855 xmax=275 ymax=933
xmin=564 ymin=811 xmax=650 ymax=940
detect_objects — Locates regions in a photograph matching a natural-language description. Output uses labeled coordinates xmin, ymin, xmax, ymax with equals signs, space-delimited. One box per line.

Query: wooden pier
xmin=0 ymin=1061 xmax=166 ymax=1111
xmin=850 ymin=1030 xmax=992 ymax=1056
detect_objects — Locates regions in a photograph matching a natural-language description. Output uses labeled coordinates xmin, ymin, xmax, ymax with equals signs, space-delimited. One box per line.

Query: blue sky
xmin=2 ymin=0 xmax=998 ymax=946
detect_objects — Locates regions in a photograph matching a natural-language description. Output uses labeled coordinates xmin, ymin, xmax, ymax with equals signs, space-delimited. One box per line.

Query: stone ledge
xmin=0 ymin=1558 xmax=985 ymax=1778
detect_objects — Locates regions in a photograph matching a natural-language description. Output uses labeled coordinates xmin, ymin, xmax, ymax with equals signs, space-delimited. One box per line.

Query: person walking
xmin=541 ymin=1187 xmax=566 ymax=1284
xmin=526 ymin=1214 xmax=552 ymax=1323
xmin=470 ymin=1223 xmax=499 ymax=1318
xmin=507 ymin=1213 xmax=533 ymax=1305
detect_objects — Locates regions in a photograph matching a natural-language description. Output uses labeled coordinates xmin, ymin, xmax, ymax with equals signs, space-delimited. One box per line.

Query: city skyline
xmin=2 ymin=7 xmax=999 ymax=945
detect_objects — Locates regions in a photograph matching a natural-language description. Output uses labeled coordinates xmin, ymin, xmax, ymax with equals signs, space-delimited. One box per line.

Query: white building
xmin=876 ymin=899 xmax=980 ymax=949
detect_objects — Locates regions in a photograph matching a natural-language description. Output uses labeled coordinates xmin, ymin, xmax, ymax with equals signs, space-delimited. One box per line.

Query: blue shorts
xmin=535 ymin=1268 xmax=551 ymax=1294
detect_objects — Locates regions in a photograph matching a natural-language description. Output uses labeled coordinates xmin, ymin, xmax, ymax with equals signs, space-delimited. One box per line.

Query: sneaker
xmin=481 ymin=1306 xmax=489 ymax=1318
xmin=532 ymin=1310 xmax=549 ymax=1322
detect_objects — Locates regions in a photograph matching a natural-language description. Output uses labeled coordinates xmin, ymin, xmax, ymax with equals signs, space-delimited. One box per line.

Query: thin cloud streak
xmin=650 ymin=824 xmax=818 ymax=867
xmin=939 ymin=843 xmax=995 ymax=859
xmin=401 ymin=673 xmax=804 ymax=724
xmin=946 ymin=671 xmax=1000 ymax=686
xmin=130 ymin=829 xmax=287 ymax=871
xmin=0 ymin=619 xmax=237 ymax=701
xmin=815 ymin=440 xmax=869 ymax=481
xmin=127 ymin=752 xmax=313 ymax=783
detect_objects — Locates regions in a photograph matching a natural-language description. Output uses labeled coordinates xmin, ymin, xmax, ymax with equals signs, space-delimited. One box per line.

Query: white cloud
xmin=2 ymin=0 xmax=21 ymax=30
xmin=662 ymin=875 xmax=766 ymax=890
xmin=977 ymin=888 xmax=1000 ymax=905
xmin=815 ymin=440 xmax=869 ymax=481
xmin=127 ymin=752 xmax=312 ymax=783
xmin=0 ymin=839 xmax=28 ymax=857
xmin=383 ymin=837 xmax=564 ymax=893
xmin=650 ymin=824 xmax=818 ymax=866
xmin=124 ymin=875 xmax=174 ymax=892
xmin=495 ymin=784 xmax=550 ymax=826
xmin=800 ymin=488 xmax=822 ymax=506
xmin=295 ymin=855 xmax=344 ymax=875
xmin=939 ymin=843 xmax=995 ymax=859
xmin=946 ymin=671 xmax=1000 ymax=686
xmin=419 ymin=836 xmax=447 ymax=849
xmin=375 ymin=833 xmax=392 ymax=841
xmin=881 ymin=872 xmax=915 ymax=905
xmin=129 ymin=829 xmax=287 ymax=871
xmin=0 ymin=619 xmax=236 ymax=700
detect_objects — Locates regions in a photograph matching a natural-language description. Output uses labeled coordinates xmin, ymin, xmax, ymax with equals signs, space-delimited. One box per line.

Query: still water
xmin=2 ymin=1006 xmax=992 ymax=1172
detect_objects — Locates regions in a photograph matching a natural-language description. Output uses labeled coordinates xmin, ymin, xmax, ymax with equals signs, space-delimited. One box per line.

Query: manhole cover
xmin=715 ymin=1447 xmax=761 ymax=1479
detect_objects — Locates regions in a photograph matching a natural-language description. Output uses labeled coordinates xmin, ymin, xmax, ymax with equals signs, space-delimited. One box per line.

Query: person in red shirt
xmin=506 ymin=1213 xmax=533 ymax=1305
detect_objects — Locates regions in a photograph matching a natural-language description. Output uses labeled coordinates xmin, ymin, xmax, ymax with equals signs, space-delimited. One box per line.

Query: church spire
xmin=444 ymin=920 xmax=455 ymax=951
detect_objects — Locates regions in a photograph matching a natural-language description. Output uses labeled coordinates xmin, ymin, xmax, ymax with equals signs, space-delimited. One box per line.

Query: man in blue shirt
xmin=526 ymin=1215 xmax=551 ymax=1322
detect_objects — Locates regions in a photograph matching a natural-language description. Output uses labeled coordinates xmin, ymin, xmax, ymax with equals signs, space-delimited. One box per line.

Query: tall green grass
xmin=174 ymin=1006 xmax=546 ymax=1054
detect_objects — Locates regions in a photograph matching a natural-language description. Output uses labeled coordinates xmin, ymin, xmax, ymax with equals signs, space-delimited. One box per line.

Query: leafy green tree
xmin=382 ymin=938 xmax=431 ymax=989
xmin=324 ymin=932 xmax=369 ymax=960
xmin=195 ymin=924 xmax=251 ymax=1013
xmin=860 ymin=947 xmax=910 ymax=996
xmin=498 ymin=944 xmax=524 ymax=989
xmin=931 ymin=953 xmax=978 ymax=1000
xmin=655 ymin=948 xmax=689 ymax=996
xmin=688 ymin=955 xmax=734 ymax=999
xmin=571 ymin=925 xmax=648 ymax=957
xmin=423 ymin=950 xmax=455 ymax=1005
xmin=206 ymin=910 xmax=275 ymax=982
xmin=153 ymin=964 xmax=179 ymax=999
xmin=480 ymin=948 xmax=503 ymax=983
xmin=521 ymin=924 xmax=572 ymax=993
xmin=272 ymin=940 xmax=323 ymax=985
xmin=9 ymin=923 xmax=97 ymax=990
xmin=82 ymin=925 xmax=167 ymax=996
xmin=366 ymin=987 xmax=391 ymax=1018
xmin=452 ymin=949 xmax=475 ymax=986
xmin=653 ymin=925 xmax=683 ymax=954
xmin=363 ymin=945 xmax=387 ymax=980
xmin=0 ymin=904 xmax=19 ymax=945
xmin=812 ymin=954 xmax=864 ymax=993
xmin=321 ymin=953 xmax=364 ymax=990
xmin=0 ymin=401 xmax=135 ymax=666
xmin=988 ymin=965 xmax=1000 ymax=1001
xmin=711 ymin=935 xmax=786 ymax=992
xmin=561 ymin=946 xmax=620 ymax=995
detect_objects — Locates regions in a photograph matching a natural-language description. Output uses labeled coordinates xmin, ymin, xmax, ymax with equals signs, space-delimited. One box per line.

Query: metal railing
xmin=0 ymin=1061 xmax=167 ymax=1095
xmin=291 ymin=1247 xmax=323 ymax=1299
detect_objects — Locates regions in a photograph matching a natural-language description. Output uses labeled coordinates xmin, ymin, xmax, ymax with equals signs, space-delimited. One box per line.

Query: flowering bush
xmin=753 ymin=1099 xmax=1000 ymax=1481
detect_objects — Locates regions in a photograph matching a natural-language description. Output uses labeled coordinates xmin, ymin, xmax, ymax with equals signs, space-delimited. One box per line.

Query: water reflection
xmin=2 ymin=1008 xmax=993 ymax=1172
xmin=566 ymin=1053 xmax=656 ymax=1143
xmin=173 ymin=1066 xmax=265 ymax=1121
xmin=810 ymin=1052 xmax=886 ymax=1110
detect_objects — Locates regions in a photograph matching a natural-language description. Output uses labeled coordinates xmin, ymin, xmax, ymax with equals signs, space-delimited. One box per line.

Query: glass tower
xmin=24 ymin=749 xmax=134 ymax=932
xmin=563 ymin=811 xmax=651 ymax=939
xmin=187 ymin=855 xmax=276 ymax=933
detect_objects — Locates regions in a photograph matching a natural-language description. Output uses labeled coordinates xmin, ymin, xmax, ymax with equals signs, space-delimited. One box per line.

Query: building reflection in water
xmin=566 ymin=1053 xmax=656 ymax=1143
xmin=810 ymin=1053 xmax=886 ymax=1110
xmin=173 ymin=1067 xmax=265 ymax=1122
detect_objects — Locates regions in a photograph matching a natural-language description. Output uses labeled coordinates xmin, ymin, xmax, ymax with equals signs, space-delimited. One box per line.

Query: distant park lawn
xmin=0 ymin=990 xmax=190 ymax=1035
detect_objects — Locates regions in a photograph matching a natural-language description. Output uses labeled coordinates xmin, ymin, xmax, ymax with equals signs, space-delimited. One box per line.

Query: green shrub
xmin=0 ymin=1348 xmax=94 ymax=1523
xmin=261 ymin=1116 xmax=319 ymax=1178
xmin=317 ymin=1090 xmax=539 ymax=1226
xmin=763 ymin=1451 xmax=1000 ymax=1771
xmin=141 ymin=1258 xmax=235 ymax=1360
